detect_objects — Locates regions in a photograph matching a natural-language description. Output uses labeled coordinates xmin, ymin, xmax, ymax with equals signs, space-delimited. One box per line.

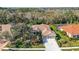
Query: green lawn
xmin=31 ymin=44 xmax=45 ymax=48
xmin=62 ymin=48 xmax=79 ymax=51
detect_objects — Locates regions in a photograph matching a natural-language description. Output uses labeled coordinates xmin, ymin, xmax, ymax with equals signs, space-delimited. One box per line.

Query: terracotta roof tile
xmin=32 ymin=24 xmax=54 ymax=36
xmin=60 ymin=24 xmax=79 ymax=35
xmin=0 ymin=40 xmax=9 ymax=51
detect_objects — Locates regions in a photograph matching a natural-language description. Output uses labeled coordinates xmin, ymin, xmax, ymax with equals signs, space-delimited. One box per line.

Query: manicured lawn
xmin=62 ymin=48 xmax=79 ymax=51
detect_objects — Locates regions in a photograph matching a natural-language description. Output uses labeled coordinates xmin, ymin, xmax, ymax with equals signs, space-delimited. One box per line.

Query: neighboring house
xmin=0 ymin=24 xmax=11 ymax=50
xmin=0 ymin=39 xmax=9 ymax=51
xmin=32 ymin=24 xmax=60 ymax=51
xmin=0 ymin=24 xmax=11 ymax=33
xmin=59 ymin=24 xmax=79 ymax=38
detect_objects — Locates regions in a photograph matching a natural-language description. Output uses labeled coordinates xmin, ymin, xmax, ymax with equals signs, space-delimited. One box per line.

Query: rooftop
xmin=60 ymin=24 xmax=79 ymax=35
xmin=0 ymin=39 xmax=9 ymax=51
xmin=32 ymin=24 xmax=55 ymax=37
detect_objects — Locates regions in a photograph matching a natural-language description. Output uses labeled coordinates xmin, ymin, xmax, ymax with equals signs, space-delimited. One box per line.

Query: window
xmin=73 ymin=35 xmax=76 ymax=38
xmin=77 ymin=35 xmax=79 ymax=38
xmin=73 ymin=35 xmax=79 ymax=38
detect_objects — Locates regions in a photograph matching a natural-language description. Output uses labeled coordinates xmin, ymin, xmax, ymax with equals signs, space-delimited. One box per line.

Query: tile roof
xmin=32 ymin=24 xmax=55 ymax=37
xmin=60 ymin=24 xmax=79 ymax=35
xmin=0 ymin=39 xmax=9 ymax=51
xmin=0 ymin=24 xmax=11 ymax=33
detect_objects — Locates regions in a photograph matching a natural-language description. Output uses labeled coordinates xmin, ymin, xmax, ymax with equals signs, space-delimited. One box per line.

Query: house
xmin=59 ymin=24 xmax=79 ymax=38
xmin=32 ymin=24 xmax=55 ymax=37
xmin=32 ymin=24 xmax=60 ymax=51
xmin=0 ymin=24 xmax=12 ymax=50
xmin=0 ymin=39 xmax=9 ymax=51
xmin=0 ymin=24 xmax=11 ymax=33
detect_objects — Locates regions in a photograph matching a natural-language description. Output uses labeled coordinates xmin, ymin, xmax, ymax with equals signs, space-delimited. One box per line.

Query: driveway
xmin=43 ymin=37 xmax=61 ymax=51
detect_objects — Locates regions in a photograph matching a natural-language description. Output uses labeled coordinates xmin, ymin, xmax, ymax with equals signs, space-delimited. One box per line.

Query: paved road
xmin=43 ymin=37 xmax=61 ymax=51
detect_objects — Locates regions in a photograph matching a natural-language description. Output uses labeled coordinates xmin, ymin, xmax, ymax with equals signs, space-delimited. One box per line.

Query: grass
xmin=31 ymin=44 xmax=45 ymax=48
xmin=7 ymin=41 xmax=45 ymax=48
xmin=62 ymin=48 xmax=79 ymax=51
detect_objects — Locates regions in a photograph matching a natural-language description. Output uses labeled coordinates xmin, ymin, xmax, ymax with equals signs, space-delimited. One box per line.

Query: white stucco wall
xmin=60 ymin=28 xmax=73 ymax=38
xmin=60 ymin=28 xmax=63 ymax=31
xmin=66 ymin=32 xmax=73 ymax=38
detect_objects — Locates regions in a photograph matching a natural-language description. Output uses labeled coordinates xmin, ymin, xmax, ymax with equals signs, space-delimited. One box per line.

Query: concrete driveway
xmin=43 ymin=37 xmax=61 ymax=51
